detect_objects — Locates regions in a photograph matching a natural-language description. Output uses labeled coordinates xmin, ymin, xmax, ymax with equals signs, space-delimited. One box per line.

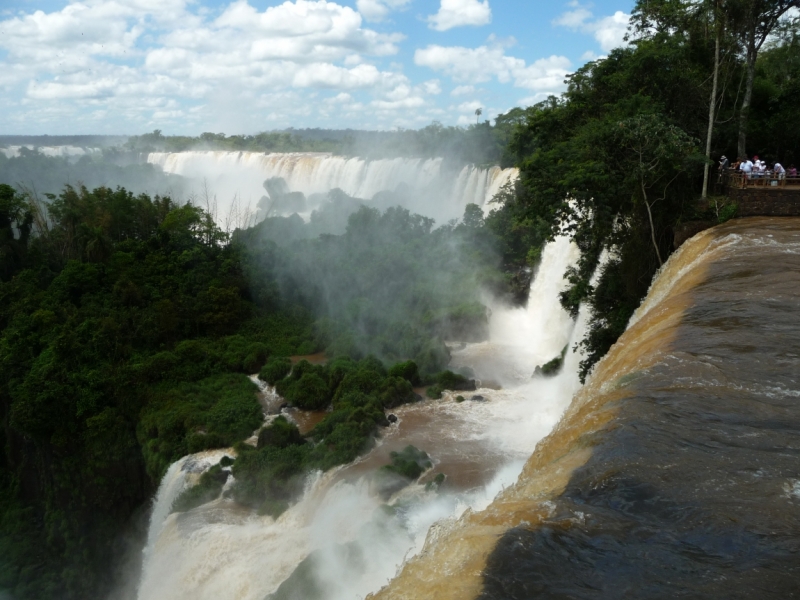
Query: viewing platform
xmin=674 ymin=172 xmax=800 ymax=248
xmin=719 ymin=171 xmax=800 ymax=216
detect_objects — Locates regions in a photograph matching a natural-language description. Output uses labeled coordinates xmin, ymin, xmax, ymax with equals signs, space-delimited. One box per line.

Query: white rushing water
xmin=137 ymin=232 xmax=592 ymax=600
xmin=0 ymin=145 xmax=101 ymax=159
xmin=147 ymin=151 xmax=518 ymax=225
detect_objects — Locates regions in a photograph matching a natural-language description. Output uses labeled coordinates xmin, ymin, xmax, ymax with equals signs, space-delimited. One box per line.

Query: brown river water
xmin=372 ymin=217 xmax=800 ymax=599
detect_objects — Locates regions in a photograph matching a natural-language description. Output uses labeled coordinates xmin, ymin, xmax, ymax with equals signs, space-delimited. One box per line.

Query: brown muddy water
xmin=373 ymin=217 xmax=800 ymax=600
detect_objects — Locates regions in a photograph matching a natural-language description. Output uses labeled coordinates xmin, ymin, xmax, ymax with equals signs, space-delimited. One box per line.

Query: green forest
xmin=123 ymin=119 xmax=521 ymax=167
xmin=2 ymin=0 xmax=800 ymax=598
xmin=0 ymin=181 xmax=525 ymax=599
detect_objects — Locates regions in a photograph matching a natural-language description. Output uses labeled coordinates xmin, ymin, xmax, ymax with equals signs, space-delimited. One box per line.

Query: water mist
xmin=137 ymin=231 xmax=593 ymax=600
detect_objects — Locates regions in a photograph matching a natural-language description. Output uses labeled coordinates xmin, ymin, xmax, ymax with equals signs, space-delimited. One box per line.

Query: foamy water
xmin=0 ymin=145 xmax=100 ymax=159
xmin=137 ymin=231 xmax=592 ymax=600
xmin=147 ymin=151 xmax=518 ymax=225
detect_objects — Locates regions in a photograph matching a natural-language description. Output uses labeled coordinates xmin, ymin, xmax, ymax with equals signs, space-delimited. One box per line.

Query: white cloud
xmin=0 ymin=0 xmax=425 ymax=129
xmin=356 ymin=0 xmax=411 ymax=22
xmin=457 ymin=100 xmax=482 ymax=112
xmin=421 ymin=79 xmax=442 ymax=95
xmin=427 ymin=0 xmax=491 ymax=32
xmin=593 ymin=12 xmax=630 ymax=53
xmin=553 ymin=5 xmax=630 ymax=53
xmin=451 ymin=85 xmax=475 ymax=96
xmin=552 ymin=7 xmax=592 ymax=29
xmin=415 ymin=44 xmax=571 ymax=91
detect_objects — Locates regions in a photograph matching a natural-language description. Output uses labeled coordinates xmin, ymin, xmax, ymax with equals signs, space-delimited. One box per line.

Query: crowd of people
xmin=719 ymin=154 xmax=798 ymax=180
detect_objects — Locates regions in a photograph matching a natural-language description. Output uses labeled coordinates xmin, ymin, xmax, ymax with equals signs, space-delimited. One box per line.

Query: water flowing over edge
xmin=147 ymin=151 xmax=518 ymax=225
xmin=135 ymin=233 xmax=587 ymax=600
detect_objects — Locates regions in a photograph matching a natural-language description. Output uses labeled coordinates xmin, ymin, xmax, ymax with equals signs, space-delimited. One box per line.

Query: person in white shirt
xmin=774 ymin=162 xmax=785 ymax=180
xmin=740 ymin=158 xmax=753 ymax=178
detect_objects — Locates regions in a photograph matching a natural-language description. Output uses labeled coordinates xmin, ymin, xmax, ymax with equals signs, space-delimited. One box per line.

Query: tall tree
xmin=732 ymin=0 xmax=799 ymax=158
xmin=703 ymin=0 xmax=724 ymax=198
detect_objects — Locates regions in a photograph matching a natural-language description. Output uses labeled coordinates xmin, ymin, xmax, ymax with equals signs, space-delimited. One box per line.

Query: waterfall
xmin=0 ymin=145 xmax=101 ymax=159
xmin=371 ymin=218 xmax=800 ymax=599
xmin=147 ymin=151 xmax=518 ymax=225
xmin=137 ymin=233 xmax=592 ymax=600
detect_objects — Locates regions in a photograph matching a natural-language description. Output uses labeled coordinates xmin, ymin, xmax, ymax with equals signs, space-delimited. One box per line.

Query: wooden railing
xmin=720 ymin=170 xmax=800 ymax=189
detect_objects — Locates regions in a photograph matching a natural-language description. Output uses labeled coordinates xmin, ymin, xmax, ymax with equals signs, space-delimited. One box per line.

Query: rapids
xmin=371 ymin=217 xmax=800 ymax=599
xmin=147 ymin=151 xmax=518 ymax=225
xmin=136 ymin=233 xmax=588 ymax=600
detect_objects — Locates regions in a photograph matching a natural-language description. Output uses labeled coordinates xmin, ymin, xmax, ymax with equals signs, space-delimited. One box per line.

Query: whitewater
xmin=147 ymin=151 xmax=518 ymax=225
xmin=136 ymin=228 xmax=592 ymax=600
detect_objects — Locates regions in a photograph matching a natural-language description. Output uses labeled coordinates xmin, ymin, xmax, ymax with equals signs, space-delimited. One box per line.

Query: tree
xmin=0 ymin=184 xmax=33 ymax=280
xmin=732 ymin=0 xmax=799 ymax=158
xmin=616 ymin=114 xmax=700 ymax=265
xmin=702 ymin=0 xmax=724 ymax=199
xmin=475 ymin=107 xmax=483 ymax=124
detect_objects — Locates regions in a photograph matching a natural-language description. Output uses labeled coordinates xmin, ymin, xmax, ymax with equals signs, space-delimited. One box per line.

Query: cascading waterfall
xmin=371 ymin=218 xmax=800 ymax=599
xmin=147 ymin=151 xmax=518 ymax=225
xmin=137 ymin=232 xmax=596 ymax=600
xmin=0 ymin=145 xmax=100 ymax=159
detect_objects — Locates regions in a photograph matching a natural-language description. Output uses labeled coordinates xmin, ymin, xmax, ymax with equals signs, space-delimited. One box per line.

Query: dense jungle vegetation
xmin=505 ymin=0 xmax=800 ymax=379
xmin=123 ymin=116 xmax=524 ymax=167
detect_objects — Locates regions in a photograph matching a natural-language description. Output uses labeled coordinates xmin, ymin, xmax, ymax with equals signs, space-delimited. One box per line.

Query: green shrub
xmin=382 ymin=445 xmax=432 ymax=480
xmin=425 ymin=472 xmax=446 ymax=491
xmin=139 ymin=373 xmax=261 ymax=479
xmin=538 ymin=345 xmax=568 ymax=376
xmin=259 ymin=356 xmax=292 ymax=385
xmin=434 ymin=370 xmax=475 ymax=391
xmin=426 ymin=385 xmax=443 ymax=399
xmin=387 ymin=360 xmax=421 ymax=385
xmin=258 ymin=416 xmax=305 ymax=449
xmin=333 ymin=368 xmax=385 ymax=404
xmin=172 ymin=464 xmax=229 ymax=513
xmin=284 ymin=372 xmax=331 ymax=410
xmin=379 ymin=376 xmax=416 ymax=408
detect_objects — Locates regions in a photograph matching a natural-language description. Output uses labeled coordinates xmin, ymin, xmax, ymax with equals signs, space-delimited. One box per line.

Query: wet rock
xmin=387 ymin=414 xmax=398 ymax=423
xmin=470 ymin=395 xmax=487 ymax=402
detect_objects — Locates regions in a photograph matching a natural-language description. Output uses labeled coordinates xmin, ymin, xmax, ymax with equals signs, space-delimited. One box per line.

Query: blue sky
xmin=0 ymin=0 xmax=634 ymax=134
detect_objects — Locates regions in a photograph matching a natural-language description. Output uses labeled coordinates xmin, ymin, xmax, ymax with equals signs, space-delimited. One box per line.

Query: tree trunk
xmin=702 ymin=9 xmax=722 ymax=199
xmin=737 ymin=36 xmax=758 ymax=159
xmin=641 ymin=180 xmax=664 ymax=267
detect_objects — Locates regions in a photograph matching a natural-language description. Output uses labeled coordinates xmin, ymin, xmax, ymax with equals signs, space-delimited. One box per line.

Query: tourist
xmin=740 ymin=157 xmax=753 ymax=178
xmin=773 ymin=162 xmax=786 ymax=180
xmin=789 ymin=164 xmax=798 ymax=177
xmin=719 ymin=155 xmax=730 ymax=171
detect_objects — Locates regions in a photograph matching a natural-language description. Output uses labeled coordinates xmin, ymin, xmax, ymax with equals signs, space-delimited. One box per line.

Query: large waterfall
xmin=137 ymin=233 xmax=590 ymax=600
xmin=371 ymin=217 xmax=800 ymax=599
xmin=147 ymin=151 xmax=518 ymax=225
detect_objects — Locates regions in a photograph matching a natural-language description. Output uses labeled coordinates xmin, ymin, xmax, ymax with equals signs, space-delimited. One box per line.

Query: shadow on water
xmin=479 ymin=218 xmax=800 ymax=599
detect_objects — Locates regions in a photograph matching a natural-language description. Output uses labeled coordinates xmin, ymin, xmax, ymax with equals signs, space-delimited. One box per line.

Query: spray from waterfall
xmin=147 ymin=151 xmax=517 ymax=227
xmin=136 ymin=232 xmax=600 ymax=600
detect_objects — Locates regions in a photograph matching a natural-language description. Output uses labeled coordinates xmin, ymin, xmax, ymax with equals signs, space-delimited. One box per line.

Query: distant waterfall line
xmin=147 ymin=151 xmax=518 ymax=215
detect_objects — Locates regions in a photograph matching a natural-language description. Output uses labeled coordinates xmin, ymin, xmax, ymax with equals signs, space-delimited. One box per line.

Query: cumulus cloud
xmin=451 ymin=85 xmax=476 ymax=96
xmin=553 ymin=5 xmax=630 ymax=53
xmin=356 ymin=0 xmax=411 ymax=22
xmin=0 ymin=0 xmax=424 ymax=130
xmin=421 ymin=79 xmax=442 ymax=95
xmin=427 ymin=0 xmax=491 ymax=32
xmin=415 ymin=44 xmax=571 ymax=92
